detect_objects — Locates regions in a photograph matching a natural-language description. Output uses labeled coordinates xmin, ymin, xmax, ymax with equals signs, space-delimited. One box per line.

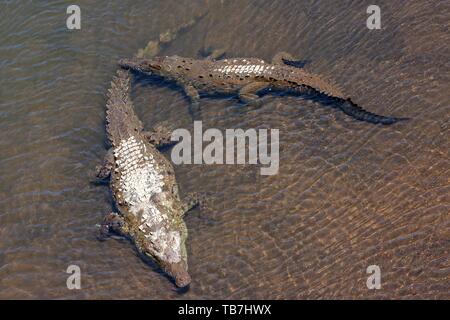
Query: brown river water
xmin=0 ymin=0 xmax=449 ymax=299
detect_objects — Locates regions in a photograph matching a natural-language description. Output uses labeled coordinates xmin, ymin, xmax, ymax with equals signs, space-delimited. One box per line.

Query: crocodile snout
xmin=163 ymin=261 xmax=191 ymax=288
xmin=118 ymin=58 xmax=135 ymax=69
xmin=174 ymin=271 xmax=191 ymax=288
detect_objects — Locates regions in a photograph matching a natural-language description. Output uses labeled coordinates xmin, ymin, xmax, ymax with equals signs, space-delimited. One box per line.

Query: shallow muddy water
xmin=0 ymin=0 xmax=449 ymax=299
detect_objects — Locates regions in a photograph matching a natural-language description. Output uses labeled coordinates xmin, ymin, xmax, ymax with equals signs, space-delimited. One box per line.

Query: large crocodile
xmin=95 ymin=69 xmax=199 ymax=287
xmin=118 ymin=52 xmax=408 ymax=125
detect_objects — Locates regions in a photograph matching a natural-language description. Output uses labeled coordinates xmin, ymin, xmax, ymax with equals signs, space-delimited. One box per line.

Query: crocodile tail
xmin=106 ymin=69 xmax=143 ymax=145
xmin=286 ymin=69 xmax=408 ymax=125
xmin=337 ymin=98 xmax=409 ymax=125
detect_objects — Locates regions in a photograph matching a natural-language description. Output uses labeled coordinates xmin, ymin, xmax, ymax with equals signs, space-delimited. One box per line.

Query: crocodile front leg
xmin=272 ymin=51 xmax=309 ymax=68
xmin=143 ymin=125 xmax=175 ymax=148
xmin=95 ymin=148 xmax=114 ymax=180
xmin=181 ymin=192 xmax=201 ymax=215
xmin=181 ymin=192 xmax=211 ymax=216
xmin=239 ymin=82 xmax=269 ymax=106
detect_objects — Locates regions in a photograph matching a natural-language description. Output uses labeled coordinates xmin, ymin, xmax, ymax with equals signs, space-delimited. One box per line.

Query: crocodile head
xmin=119 ymin=56 xmax=162 ymax=73
xmin=144 ymin=221 xmax=191 ymax=288
xmin=118 ymin=55 xmax=194 ymax=78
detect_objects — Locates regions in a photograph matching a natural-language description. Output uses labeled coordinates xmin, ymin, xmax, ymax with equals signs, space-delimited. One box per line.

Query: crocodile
xmin=95 ymin=69 xmax=200 ymax=288
xmin=118 ymin=52 xmax=408 ymax=125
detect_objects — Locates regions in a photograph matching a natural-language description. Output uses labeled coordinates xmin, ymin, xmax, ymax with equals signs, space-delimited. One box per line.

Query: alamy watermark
xmin=366 ymin=265 xmax=381 ymax=289
xmin=66 ymin=5 xmax=381 ymax=31
xmin=170 ymin=121 xmax=279 ymax=175
xmin=66 ymin=5 xmax=81 ymax=30
xmin=66 ymin=264 xmax=81 ymax=290
xmin=367 ymin=5 xmax=381 ymax=30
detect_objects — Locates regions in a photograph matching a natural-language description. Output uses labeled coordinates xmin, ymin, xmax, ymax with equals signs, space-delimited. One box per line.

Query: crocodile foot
xmin=239 ymin=93 xmax=264 ymax=108
xmin=188 ymin=100 xmax=203 ymax=121
xmin=93 ymin=149 xmax=114 ymax=183
xmin=97 ymin=212 xmax=127 ymax=241
xmin=94 ymin=164 xmax=110 ymax=181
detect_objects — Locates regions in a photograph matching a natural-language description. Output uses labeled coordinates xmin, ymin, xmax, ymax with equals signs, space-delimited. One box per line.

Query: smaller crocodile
xmin=95 ymin=69 xmax=200 ymax=287
xmin=118 ymin=52 xmax=408 ymax=125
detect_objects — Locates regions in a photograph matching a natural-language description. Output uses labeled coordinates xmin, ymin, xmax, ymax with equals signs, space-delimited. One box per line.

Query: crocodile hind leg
xmin=97 ymin=212 xmax=127 ymax=241
xmin=95 ymin=149 xmax=114 ymax=181
xmin=239 ymin=82 xmax=270 ymax=106
xmin=272 ymin=51 xmax=309 ymax=68
xmin=143 ymin=125 xmax=175 ymax=148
